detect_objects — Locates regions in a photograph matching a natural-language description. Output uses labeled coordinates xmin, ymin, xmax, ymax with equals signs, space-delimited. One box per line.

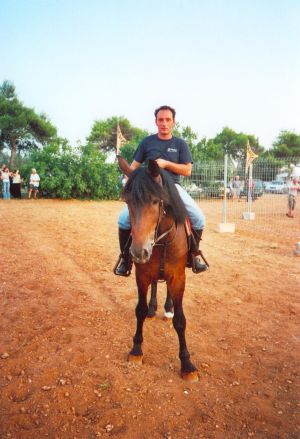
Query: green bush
xmin=20 ymin=140 xmax=122 ymax=199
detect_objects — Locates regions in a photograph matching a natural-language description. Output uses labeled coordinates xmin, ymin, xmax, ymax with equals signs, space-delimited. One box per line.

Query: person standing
xmin=1 ymin=166 xmax=11 ymax=199
xmin=0 ymin=164 xmax=5 ymax=195
xmin=28 ymin=168 xmax=40 ymax=199
xmin=12 ymin=170 xmax=22 ymax=198
xmin=232 ymin=175 xmax=241 ymax=200
xmin=286 ymin=177 xmax=299 ymax=218
xmin=115 ymin=105 xmax=208 ymax=276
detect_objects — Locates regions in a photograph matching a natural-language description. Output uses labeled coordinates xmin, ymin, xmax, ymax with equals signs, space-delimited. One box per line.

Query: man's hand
xmin=155 ymin=158 xmax=168 ymax=169
xmin=155 ymin=159 xmax=192 ymax=177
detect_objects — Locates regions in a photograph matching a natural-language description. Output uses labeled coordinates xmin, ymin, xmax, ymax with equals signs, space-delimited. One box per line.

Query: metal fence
xmin=181 ymin=157 xmax=300 ymax=245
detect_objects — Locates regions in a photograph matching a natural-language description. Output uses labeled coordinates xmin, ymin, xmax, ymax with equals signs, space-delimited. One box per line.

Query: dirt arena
xmin=0 ymin=199 xmax=299 ymax=439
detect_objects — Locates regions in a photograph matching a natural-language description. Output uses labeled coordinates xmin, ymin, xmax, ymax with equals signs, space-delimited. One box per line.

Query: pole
xmin=247 ymin=163 xmax=253 ymax=213
xmin=222 ymin=154 xmax=228 ymax=223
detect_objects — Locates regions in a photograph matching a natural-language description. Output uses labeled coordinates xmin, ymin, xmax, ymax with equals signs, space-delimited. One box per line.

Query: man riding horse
xmin=115 ymin=105 xmax=208 ymax=276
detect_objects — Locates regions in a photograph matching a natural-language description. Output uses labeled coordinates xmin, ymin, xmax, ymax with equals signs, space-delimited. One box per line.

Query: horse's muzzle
xmin=130 ymin=243 xmax=153 ymax=264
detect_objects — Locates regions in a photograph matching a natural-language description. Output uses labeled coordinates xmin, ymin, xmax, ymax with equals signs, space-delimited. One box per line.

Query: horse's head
xmin=121 ymin=159 xmax=166 ymax=264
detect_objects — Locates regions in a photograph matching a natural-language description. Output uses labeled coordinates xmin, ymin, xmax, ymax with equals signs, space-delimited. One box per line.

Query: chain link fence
xmin=181 ymin=157 xmax=300 ymax=245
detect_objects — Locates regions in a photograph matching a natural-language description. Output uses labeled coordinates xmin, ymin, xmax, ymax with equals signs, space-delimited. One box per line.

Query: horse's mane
xmin=123 ymin=167 xmax=187 ymax=224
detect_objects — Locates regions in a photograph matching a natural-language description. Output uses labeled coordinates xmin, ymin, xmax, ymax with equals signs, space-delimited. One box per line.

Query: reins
xmin=153 ymin=200 xmax=177 ymax=246
xmin=153 ymin=200 xmax=177 ymax=281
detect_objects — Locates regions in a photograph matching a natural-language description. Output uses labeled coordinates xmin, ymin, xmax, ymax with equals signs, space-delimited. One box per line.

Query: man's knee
xmin=189 ymin=210 xmax=205 ymax=230
xmin=118 ymin=206 xmax=131 ymax=230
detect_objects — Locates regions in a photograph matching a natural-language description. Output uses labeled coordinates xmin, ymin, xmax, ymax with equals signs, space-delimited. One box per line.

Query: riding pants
xmin=118 ymin=183 xmax=206 ymax=230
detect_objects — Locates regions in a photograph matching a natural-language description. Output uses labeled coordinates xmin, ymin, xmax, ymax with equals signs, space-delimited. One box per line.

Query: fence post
xmin=222 ymin=154 xmax=228 ymax=223
xmin=218 ymin=154 xmax=235 ymax=233
xmin=242 ymin=163 xmax=255 ymax=220
xmin=248 ymin=163 xmax=253 ymax=214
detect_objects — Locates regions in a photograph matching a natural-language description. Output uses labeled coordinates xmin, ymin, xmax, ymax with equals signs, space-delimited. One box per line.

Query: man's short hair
xmin=154 ymin=105 xmax=176 ymax=119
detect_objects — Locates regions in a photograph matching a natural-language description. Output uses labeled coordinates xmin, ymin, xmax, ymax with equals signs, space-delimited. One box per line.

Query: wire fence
xmin=181 ymin=157 xmax=300 ymax=245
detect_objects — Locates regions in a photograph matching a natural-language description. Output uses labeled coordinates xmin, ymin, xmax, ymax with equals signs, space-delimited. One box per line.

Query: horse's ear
xmin=117 ymin=155 xmax=132 ymax=177
xmin=148 ymin=159 xmax=160 ymax=178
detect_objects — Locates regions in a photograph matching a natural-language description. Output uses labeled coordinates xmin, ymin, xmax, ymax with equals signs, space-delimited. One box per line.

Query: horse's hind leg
xmin=147 ymin=283 xmax=158 ymax=318
xmin=128 ymin=286 xmax=148 ymax=365
xmin=164 ymin=288 xmax=174 ymax=319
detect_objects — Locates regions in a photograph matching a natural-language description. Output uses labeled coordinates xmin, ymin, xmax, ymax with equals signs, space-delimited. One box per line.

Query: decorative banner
xmin=116 ymin=123 xmax=127 ymax=155
xmin=245 ymin=140 xmax=258 ymax=173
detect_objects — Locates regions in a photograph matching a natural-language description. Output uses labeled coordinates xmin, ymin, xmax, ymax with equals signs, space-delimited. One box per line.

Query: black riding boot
xmin=188 ymin=228 xmax=208 ymax=274
xmin=114 ymin=228 xmax=132 ymax=276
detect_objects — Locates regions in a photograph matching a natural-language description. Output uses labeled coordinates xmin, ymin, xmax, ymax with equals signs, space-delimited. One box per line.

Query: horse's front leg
xmin=128 ymin=280 xmax=149 ymax=365
xmin=169 ymin=278 xmax=198 ymax=382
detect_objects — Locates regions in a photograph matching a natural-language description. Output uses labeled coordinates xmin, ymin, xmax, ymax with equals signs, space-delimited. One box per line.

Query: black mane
xmin=123 ymin=167 xmax=187 ymax=224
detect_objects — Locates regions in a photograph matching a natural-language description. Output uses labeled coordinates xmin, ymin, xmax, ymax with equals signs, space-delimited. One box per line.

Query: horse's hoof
xmin=147 ymin=314 xmax=156 ymax=320
xmin=128 ymin=354 xmax=143 ymax=365
xmin=181 ymin=371 xmax=199 ymax=382
xmin=163 ymin=311 xmax=174 ymax=320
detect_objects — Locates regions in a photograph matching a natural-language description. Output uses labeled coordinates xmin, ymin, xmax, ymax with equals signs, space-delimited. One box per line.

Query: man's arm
xmin=155 ymin=159 xmax=192 ymax=177
xmin=130 ymin=160 xmax=142 ymax=171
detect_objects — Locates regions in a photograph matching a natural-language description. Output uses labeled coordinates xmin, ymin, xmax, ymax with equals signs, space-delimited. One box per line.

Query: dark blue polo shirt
xmin=133 ymin=134 xmax=192 ymax=184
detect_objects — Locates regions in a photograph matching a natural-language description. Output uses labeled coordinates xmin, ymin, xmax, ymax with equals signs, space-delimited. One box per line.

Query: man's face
xmin=155 ymin=109 xmax=175 ymax=138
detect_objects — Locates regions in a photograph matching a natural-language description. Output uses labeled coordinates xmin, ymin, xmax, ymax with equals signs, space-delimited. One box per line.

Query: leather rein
xmin=153 ymin=200 xmax=177 ymax=280
xmin=153 ymin=200 xmax=177 ymax=246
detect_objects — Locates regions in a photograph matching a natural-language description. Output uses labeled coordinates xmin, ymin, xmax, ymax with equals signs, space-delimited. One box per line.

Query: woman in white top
xmin=28 ymin=168 xmax=40 ymax=199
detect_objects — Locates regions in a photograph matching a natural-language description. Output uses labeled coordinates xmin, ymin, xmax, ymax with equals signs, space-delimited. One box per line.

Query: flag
xmin=245 ymin=140 xmax=258 ymax=173
xmin=116 ymin=123 xmax=127 ymax=155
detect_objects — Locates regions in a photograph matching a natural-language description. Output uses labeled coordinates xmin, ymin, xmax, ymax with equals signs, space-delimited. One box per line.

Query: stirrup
xmin=113 ymin=254 xmax=132 ymax=277
xmin=191 ymin=250 xmax=209 ymax=274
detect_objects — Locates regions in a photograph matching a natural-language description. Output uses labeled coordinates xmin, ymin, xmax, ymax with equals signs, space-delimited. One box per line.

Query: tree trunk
xmin=9 ymin=140 xmax=17 ymax=169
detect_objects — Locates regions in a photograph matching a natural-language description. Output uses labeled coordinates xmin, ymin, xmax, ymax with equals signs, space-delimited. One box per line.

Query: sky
xmin=1 ymin=0 xmax=300 ymax=150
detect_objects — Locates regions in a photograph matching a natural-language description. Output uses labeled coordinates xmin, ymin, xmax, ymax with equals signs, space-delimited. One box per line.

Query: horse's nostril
xmin=143 ymin=248 xmax=149 ymax=259
xmin=130 ymin=243 xmax=152 ymax=263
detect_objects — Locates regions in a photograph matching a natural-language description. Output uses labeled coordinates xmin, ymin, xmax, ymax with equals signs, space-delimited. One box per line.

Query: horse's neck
xmin=158 ymin=214 xmax=174 ymax=233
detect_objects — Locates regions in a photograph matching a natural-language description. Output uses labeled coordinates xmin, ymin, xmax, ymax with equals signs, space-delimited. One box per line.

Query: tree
xmin=212 ymin=127 xmax=264 ymax=160
xmin=195 ymin=137 xmax=225 ymax=161
xmin=0 ymin=80 xmax=16 ymax=99
xmin=172 ymin=123 xmax=205 ymax=162
xmin=0 ymin=80 xmax=57 ymax=168
xmin=270 ymin=130 xmax=300 ymax=158
xmin=87 ymin=116 xmax=148 ymax=154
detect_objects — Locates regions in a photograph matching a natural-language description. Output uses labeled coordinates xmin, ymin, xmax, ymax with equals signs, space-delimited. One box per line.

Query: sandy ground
xmin=0 ymin=199 xmax=299 ymax=439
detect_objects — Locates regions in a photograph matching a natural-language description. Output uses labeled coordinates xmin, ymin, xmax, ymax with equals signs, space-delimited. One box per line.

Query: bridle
xmin=151 ymin=199 xmax=178 ymax=281
xmin=153 ymin=200 xmax=177 ymax=246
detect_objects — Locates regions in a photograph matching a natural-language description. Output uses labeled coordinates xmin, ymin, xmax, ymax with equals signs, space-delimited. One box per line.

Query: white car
xmin=185 ymin=183 xmax=203 ymax=197
xmin=267 ymin=180 xmax=288 ymax=194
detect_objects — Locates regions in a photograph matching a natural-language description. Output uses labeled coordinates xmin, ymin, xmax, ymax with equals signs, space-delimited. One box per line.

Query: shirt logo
xmin=167 ymin=148 xmax=177 ymax=153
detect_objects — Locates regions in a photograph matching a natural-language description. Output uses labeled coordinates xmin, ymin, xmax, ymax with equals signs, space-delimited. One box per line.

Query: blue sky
xmin=1 ymin=0 xmax=300 ymax=149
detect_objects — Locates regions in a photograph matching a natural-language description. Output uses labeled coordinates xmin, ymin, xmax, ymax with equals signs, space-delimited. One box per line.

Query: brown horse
xmin=118 ymin=156 xmax=198 ymax=382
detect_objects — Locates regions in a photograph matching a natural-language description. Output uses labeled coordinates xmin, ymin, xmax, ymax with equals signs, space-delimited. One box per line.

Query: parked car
xmin=253 ymin=179 xmax=263 ymax=197
xmin=265 ymin=180 xmax=288 ymax=194
xmin=184 ymin=183 xmax=203 ymax=199
xmin=263 ymin=181 xmax=272 ymax=192
xmin=202 ymin=182 xmax=230 ymax=199
xmin=239 ymin=179 xmax=263 ymax=200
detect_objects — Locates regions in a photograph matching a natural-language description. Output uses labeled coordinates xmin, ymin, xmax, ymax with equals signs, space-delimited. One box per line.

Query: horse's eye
xmin=152 ymin=199 xmax=159 ymax=205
